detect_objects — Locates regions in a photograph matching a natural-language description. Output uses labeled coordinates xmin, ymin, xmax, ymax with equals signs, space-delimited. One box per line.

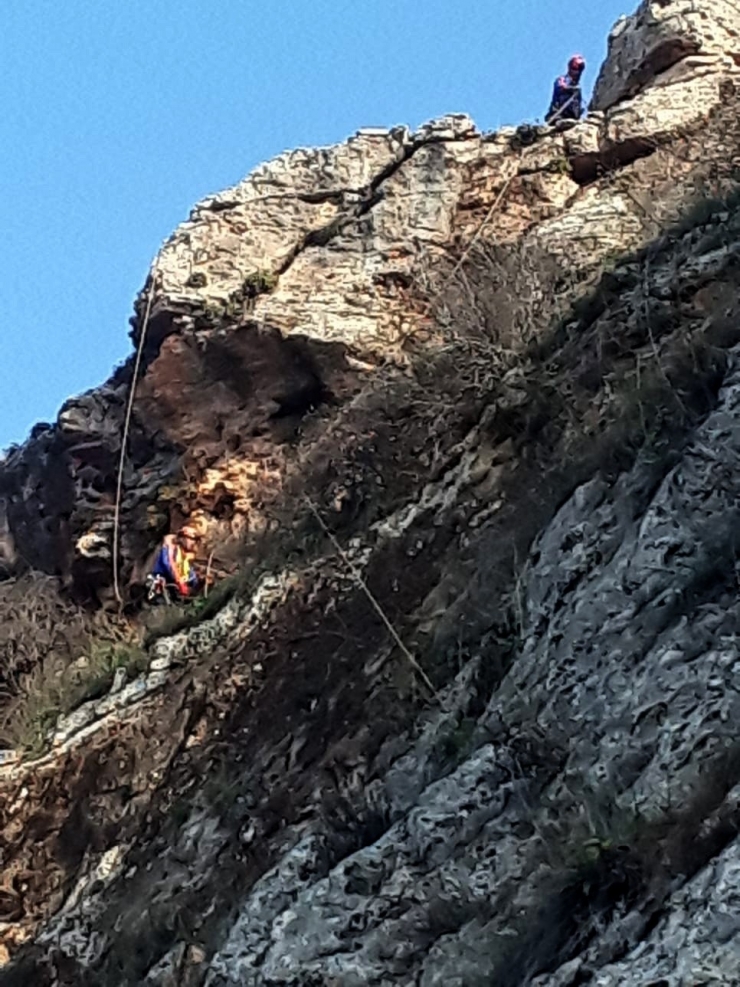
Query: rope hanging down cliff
xmin=425 ymin=173 xmax=514 ymax=318
xmin=111 ymin=173 xmax=515 ymax=604
xmin=112 ymin=260 xmax=160 ymax=607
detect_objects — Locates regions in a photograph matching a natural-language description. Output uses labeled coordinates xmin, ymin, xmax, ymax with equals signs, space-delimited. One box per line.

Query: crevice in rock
xmin=632 ymin=37 xmax=702 ymax=93
xmin=275 ymin=131 xmax=476 ymax=280
xmin=197 ymin=188 xmax=355 ymax=213
xmin=267 ymin=337 xmax=334 ymax=421
xmin=570 ymin=137 xmax=658 ymax=186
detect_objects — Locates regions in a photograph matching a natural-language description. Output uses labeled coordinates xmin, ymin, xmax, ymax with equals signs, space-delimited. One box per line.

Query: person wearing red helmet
xmin=547 ymin=55 xmax=586 ymax=123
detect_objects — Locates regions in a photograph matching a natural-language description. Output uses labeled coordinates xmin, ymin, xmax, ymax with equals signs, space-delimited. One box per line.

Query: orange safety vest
xmin=162 ymin=539 xmax=196 ymax=594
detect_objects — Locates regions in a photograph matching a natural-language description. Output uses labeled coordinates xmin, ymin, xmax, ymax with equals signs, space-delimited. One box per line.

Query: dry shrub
xmin=407 ymin=239 xmax=573 ymax=397
xmin=489 ymin=741 xmax=740 ymax=986
xmin=0 ymin=639 xmax=147 ymax=759
xmin=0 ymin=574 xmax=90 ymax=695
xmin=0 ymin=574 xmax=145 ymax=758
xmin=428 ymin=240 xmax=566 ymax=349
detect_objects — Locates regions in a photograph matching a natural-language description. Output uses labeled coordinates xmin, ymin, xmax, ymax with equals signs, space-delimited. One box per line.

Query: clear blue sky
xmin=1 ymin=0 xmax=631 ymax=449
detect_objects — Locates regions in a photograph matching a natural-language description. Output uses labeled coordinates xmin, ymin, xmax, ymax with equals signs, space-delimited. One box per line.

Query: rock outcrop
xmin=2 ymin=0 xmax=739 ymax=601
xmin=2 ymin=1 xmax=740 ymax=985
xmin=592 ymin=0 xmax=740 ymax=110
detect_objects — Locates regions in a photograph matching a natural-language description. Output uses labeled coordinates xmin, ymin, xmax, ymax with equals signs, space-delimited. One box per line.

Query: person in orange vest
xmin=148 ymin=524 xmax=203 ymax=602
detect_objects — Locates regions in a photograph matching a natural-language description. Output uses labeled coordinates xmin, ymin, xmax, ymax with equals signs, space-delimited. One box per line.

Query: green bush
xmin=65 ymin=642 xmax=149 ymax=709
xmin=435 ymin=716 xmax=477 ymax=766
xmin=241 ymin=270 xmax=278 ymax=297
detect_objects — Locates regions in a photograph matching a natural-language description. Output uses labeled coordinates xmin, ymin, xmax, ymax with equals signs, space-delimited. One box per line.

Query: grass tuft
xmin=0 ymin=640 xmax=148 ymax=760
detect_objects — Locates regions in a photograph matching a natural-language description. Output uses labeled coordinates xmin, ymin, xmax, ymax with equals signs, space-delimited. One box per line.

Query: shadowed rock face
xmin=0 ymin=500 xmax=18 ymax=580
xmin=4 ymin=2 xmax=740 ymax=986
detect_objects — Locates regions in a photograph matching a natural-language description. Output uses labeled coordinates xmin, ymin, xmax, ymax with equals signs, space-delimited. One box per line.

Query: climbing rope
xmin=545 ymin=90 xmax=580 ymax=126
xmin=111 ymin=259 xmax=160 ymax=607
xmin=417 ymin=94 xmax=585 ymax=326
xmin=305 ymin=497 xmax=439 ymax=700
xmin=424 ymin=174 xmax=515 ymax=320
xmin=398 ymin=171 xmax=517 ymax=350
xmin=106 ymin=122 xmax=546 ymax=606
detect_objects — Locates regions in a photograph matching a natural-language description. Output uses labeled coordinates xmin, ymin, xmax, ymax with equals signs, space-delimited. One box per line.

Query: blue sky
xmin=2 ymin=0 xmax=631 ymax=448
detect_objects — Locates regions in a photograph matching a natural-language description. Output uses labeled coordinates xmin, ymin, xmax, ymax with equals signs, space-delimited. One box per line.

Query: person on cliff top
xmin=546 ymin=55 xmax=586 ymax=123
xmin=147 ymin=524 xmax=204 ymax=602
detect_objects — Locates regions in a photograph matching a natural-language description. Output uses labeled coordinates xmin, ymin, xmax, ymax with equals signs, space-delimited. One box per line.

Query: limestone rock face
xmin=592 ymin=0 xmax=740 ymax=111
xmin=150 ymin=114 xmax=508 ymax=356
xmin=537 ymin=831 xmax=740 ymax=986
xmin=3 ymin=2 xmax=740 ymax=986
xmin=190 ymin=234 xmax=740 ymax=986
xmin=3 ymin=0 xmax=740 ymax=600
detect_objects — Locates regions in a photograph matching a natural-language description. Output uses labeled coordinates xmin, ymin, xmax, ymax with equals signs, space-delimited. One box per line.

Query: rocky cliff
xmin=2 ymin=1 xmax=740 ymax=984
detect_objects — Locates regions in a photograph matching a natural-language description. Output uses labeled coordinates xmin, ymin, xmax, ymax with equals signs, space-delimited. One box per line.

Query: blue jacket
xmin=547 ymin=75 xmax=583 ymax=121
xmin=151 ymin=541 xmax=199 ymax=594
